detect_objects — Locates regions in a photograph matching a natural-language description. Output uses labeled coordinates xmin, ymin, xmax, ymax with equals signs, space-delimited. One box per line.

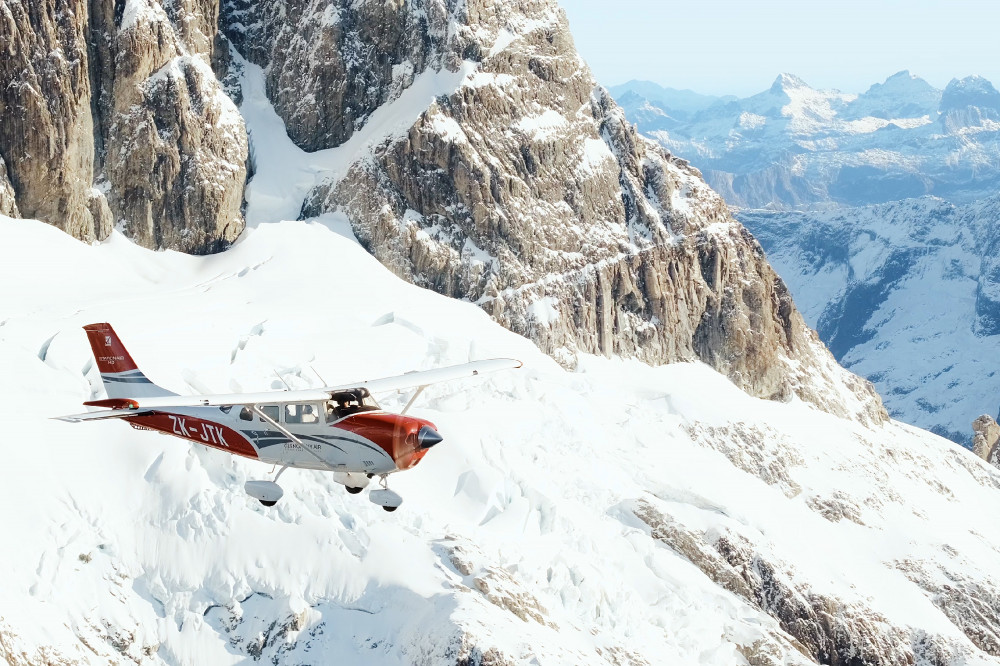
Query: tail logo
xmin=105 ymin=335 xmax=112 ymax=346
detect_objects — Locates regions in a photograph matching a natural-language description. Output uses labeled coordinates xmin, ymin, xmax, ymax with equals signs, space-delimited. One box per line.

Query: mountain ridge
xmin=615 ymin=71 xmax=1000 ymax=209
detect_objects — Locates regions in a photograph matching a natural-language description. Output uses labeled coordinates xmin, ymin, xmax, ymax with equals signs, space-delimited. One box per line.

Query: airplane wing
xmin=325 ymin=357 xmax=523 ymax=395
xmin=54 ymin=358 xmax=522 ymax=418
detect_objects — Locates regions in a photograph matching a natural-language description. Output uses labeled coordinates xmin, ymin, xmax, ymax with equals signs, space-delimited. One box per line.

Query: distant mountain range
xmin=612 ymin=72 xmax=1000 ymax=209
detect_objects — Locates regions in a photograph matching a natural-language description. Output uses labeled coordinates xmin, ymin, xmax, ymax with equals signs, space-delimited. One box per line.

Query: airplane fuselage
xmin=124 ymin=407 xmax=435 ymax=476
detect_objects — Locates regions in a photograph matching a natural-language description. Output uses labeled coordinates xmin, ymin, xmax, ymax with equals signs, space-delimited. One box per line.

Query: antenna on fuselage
xmin=310 ymin=365 xmax=328 ymax=386
xmin=273 ymin=370 xmax=292 ymax=390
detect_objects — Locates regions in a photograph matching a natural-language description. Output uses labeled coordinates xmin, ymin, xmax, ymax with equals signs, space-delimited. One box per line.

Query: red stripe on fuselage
xmin=127 ymin=412 xmax=259 ymax=459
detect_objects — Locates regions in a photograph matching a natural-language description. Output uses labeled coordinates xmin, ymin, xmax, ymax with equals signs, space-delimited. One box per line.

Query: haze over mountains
xmin=613 ymin=72 xmax=1000 ymax=445
xmin=614 ymin=71 xmax=1000 ymax=209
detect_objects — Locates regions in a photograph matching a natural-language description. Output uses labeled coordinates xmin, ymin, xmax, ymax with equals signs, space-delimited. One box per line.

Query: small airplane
xmin=56 ymin=323 xmax=521 ymax=511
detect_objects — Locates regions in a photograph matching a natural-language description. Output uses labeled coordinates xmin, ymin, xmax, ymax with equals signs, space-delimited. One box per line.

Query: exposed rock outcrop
xmin=0 ymin=0 xmax=107 ymax=240
xmin=0 ymin=0 xmax=247 ymax=252
xmin=973 ymin=414 xmax=1000 ymax=466
xmin=0 ymin=155 xmax=18 ymax=217
xmin=632 ymin=499 xmax=965 ymax=665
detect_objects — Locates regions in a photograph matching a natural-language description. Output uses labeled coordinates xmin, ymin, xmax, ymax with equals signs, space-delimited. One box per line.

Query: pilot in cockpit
xmin=326 ymin=390 xmax=379 ymax=421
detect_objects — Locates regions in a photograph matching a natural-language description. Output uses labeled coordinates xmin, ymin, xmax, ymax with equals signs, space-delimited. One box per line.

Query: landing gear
xmin=245 ymin=480 xmax=284 ymax=507
xmin=245 ymin=466 xmax=288 ymax=507
xmin=334 ymin=471 xmax=370 ymax=494
xmin=368 ymin=475 xmax=403 ymax=512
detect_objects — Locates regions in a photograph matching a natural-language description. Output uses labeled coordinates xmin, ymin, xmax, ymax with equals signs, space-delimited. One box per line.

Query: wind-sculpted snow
xmin=2 ymin=215 xmax=1000 ymax=664
xmin=739 ymin=196 xmax=1000 ymax=445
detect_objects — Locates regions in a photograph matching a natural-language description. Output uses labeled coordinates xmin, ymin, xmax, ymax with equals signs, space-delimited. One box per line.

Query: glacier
xmin=3 ymin=213 xmax=1000 ymax=663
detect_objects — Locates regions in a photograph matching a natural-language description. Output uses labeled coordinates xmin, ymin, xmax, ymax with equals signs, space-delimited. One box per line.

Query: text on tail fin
xmin=83 ymin=323 xmax=139 ymax=374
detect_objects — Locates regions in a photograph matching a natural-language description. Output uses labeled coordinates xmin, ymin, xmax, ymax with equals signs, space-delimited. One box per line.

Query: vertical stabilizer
xmin=83 ymin=323 xmax=175 ymax=399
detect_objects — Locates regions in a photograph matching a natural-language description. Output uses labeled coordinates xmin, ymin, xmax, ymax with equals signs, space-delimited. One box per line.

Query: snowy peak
xmin=941 ymin=75 xmax=1000 ymax=111
xmin=849 ymin=70 xmax=940 ymax=119
xmin=769 ymin=72 xmax=810 ymax=93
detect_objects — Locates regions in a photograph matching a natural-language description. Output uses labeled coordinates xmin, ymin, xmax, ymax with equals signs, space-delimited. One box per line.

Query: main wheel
xmin=382 ymin=505 xmax=398 ymax=512
xmin=345 ymin=486 xmax=364 ymax=495
xmin=260 ymin=500 xmax=277 ymax=507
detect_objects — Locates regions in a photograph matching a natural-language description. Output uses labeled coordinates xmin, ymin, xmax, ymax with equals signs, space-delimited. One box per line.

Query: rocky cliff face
xmin=0 ymin=0 xmax=247 ymax=252
xmin=0 ymin=0 xmax=108 ymax=241
xmin=0 ymin=155 xmax=18 ymax=217
xmin=221 ymin=0 xmax=884 ymax=423
xmin=0 ymin=0 xmax=885 ymax=423
xmin=973 ymin=414 xmax=1000 ymax=467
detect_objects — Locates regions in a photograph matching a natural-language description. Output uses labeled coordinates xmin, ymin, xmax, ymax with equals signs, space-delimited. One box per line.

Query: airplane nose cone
xmin=417 ymin=426 xmax=444 ymax=449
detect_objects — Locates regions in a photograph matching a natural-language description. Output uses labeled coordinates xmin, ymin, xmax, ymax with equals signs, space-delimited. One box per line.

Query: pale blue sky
xmin=557 ymin=0 xmax=1000 ymax=96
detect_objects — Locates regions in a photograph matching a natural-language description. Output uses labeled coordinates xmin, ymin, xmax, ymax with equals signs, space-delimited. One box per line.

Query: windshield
xmin=326 ymin=388 xmax=380 ymax=420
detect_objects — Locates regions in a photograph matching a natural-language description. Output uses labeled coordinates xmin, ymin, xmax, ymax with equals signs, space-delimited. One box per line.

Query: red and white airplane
xmin=56 ymin=323 xmax=521 ymax=511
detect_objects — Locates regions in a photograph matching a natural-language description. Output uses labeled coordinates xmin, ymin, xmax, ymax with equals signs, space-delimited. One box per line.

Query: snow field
xmin=2 ymin=214 xmax=1000 ymax=663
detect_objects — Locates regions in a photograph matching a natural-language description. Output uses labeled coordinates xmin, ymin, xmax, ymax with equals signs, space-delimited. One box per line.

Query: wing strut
xmin=251 ymin=405 xmax=335 ymax=471
xmin=400 ymin=385 xmax=428 ymax=416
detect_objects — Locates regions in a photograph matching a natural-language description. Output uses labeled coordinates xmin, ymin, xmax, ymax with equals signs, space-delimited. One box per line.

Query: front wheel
xmin=345 ymin=486 xmax=364 ymax=495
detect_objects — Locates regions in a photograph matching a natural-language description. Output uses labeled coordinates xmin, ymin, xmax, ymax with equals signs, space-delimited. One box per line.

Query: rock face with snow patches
xmin=0 ymin=0 xmax=109 ymax=241
xmin=615 ymin=72 xmax=1000 ymax=209
xmin=973 ymin=414 xmax=1000 ymax=467
xmin=0 ymin=0 xmax=247 ymax=252
xmin=216 ymin=0 xmax=885 ymax=421
xmin=0 ymin=0 xmax=886 ymax=422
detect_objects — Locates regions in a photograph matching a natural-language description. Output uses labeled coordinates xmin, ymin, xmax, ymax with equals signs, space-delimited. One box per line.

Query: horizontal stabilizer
xmin=54 ymin=408 xmax=148 ymax=423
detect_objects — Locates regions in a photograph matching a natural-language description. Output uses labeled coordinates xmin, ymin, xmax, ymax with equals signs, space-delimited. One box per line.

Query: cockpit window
xmin=258 ymin=405 xmax=279 ymax=422
xmin=326 ymin=388 xmax=380 ymax=420
xmin=285 ymin=403 xmax=319 ymax=424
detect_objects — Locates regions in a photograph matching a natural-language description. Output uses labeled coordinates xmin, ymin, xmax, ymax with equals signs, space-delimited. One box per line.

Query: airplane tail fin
xmin=83 ymin=323 xmax=175 ymax=399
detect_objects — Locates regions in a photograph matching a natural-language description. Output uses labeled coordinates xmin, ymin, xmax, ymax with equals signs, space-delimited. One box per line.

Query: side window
xmin=259 ymin=405 xmax=279 ymax=422
xmin=285 ymin=403 xmax=318 ymax=424
xmin=239 ymin=407 xmax=253 ymax=421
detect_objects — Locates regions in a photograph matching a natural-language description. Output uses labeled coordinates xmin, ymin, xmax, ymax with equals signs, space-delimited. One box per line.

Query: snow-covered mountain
xmin=4 ymin=214 xmax=1000 ymax=664
xmin=0 ymin=0 xmax=889 ymax=421
xmin=5 ymin=1 xmax=1000 ymax=663
xmin=738 ymin=196 xmax=1000 ymax=445
xmin=615 ymin=72 xmax=1000 ymax=209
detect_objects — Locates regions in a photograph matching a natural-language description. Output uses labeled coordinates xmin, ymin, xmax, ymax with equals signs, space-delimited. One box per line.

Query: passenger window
xmin=285 ymin=403 xmax=318 ymax=424
xmin=259 ymin=405 xmax=279 ymax=422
